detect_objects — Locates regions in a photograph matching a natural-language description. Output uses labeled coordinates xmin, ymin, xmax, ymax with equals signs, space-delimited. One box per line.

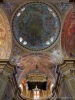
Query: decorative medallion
xmin=12 ymin=2 xmax=60 ymax=51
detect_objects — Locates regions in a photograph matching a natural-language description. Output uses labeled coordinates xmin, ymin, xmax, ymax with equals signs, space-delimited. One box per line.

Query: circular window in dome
xmin=12 ymin=2 xmax=61 ymax=51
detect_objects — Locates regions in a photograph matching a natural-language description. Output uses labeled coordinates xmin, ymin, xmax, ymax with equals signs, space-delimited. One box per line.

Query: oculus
xmin=12 ymin=2 xmax=61 ymax=50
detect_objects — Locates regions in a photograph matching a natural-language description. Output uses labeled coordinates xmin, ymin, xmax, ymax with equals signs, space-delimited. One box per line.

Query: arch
xmin=61 ymin=8 xmax=75 ymax=58
xmin=0 ymin=8 xmax=12 ymax=59
xmin=15 ymin=53 xmax=58 ymax=85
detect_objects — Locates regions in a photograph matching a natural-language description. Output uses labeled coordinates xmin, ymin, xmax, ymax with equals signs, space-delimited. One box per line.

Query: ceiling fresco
xmin=17 ymin=53 xmax=57 ymax=68
xmin=62 ymin=9 xmax=75 ymax=57
xmin=50 ymin=43 xmax=63 ymax=63
xmin=0 ymin=9 xmax=12 ymax=59
xmin=16 ymin=53 xmax=57 ymax=84
xmin=55 ymin=2 xmax=71 ymax=14
xmin=3 ymin=2 xmax=18 ymax=14
xmin=12 ymin=2 xmax=61 ymax=51
xmin=1 ymin=1 xmax=75 ymax=100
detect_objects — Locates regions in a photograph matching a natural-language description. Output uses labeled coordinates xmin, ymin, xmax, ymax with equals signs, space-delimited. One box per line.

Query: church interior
xmin=0 ymin=0 xmax=75 ymax=100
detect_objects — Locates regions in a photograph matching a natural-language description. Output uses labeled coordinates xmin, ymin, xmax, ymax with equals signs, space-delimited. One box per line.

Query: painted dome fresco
xmin=12 ymin=2 xmax=61 ymax=51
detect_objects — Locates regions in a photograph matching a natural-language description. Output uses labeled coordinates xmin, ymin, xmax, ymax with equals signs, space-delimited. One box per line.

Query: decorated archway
xmin=12 ymin=53 xmax=60 ymax=99
xmin=61 ymin=8 xmax=75 ymax=58
xmin=0 ymin=8 xmax=12 ymax=59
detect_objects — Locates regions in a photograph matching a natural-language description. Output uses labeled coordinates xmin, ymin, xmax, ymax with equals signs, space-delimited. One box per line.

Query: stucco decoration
xmin=12 ymin=2 xmax=61 ymax=51
xmin=62 ymin=9 xmax=75 ymax=57
xmin=0 ymin=8 xmax=12 ymax=59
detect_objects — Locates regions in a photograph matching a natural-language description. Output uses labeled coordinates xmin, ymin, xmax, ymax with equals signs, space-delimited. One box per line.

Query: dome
xmin=12 ymin=2 xmax=61 ymax=51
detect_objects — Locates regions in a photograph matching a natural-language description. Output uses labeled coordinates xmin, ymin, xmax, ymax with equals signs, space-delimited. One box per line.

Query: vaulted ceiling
xmin=0 ymin=0 xmax=75 ymax=100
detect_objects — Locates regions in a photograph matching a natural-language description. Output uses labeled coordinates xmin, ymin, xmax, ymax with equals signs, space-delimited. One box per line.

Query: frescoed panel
xmin=15 ymin=53 xmax=58 ymax=84
xmin=0 ymin=8 xmax=12 ymax=59
xmin=55 ymin=2 xmax=71 ymax=14
xmin=3 ymin=2 xmax=18 ymax=14
xmin=62 ymin=9 xmax=75 ymax=57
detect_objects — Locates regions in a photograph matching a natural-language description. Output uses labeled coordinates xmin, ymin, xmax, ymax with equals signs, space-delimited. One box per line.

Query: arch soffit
xmin=0 ymin=7 xmax=12 ymax=59
xmin=61 ymin=6 xmax=75 ymax=58
xmin=16 ymin=53 xmax=58 ymax=84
